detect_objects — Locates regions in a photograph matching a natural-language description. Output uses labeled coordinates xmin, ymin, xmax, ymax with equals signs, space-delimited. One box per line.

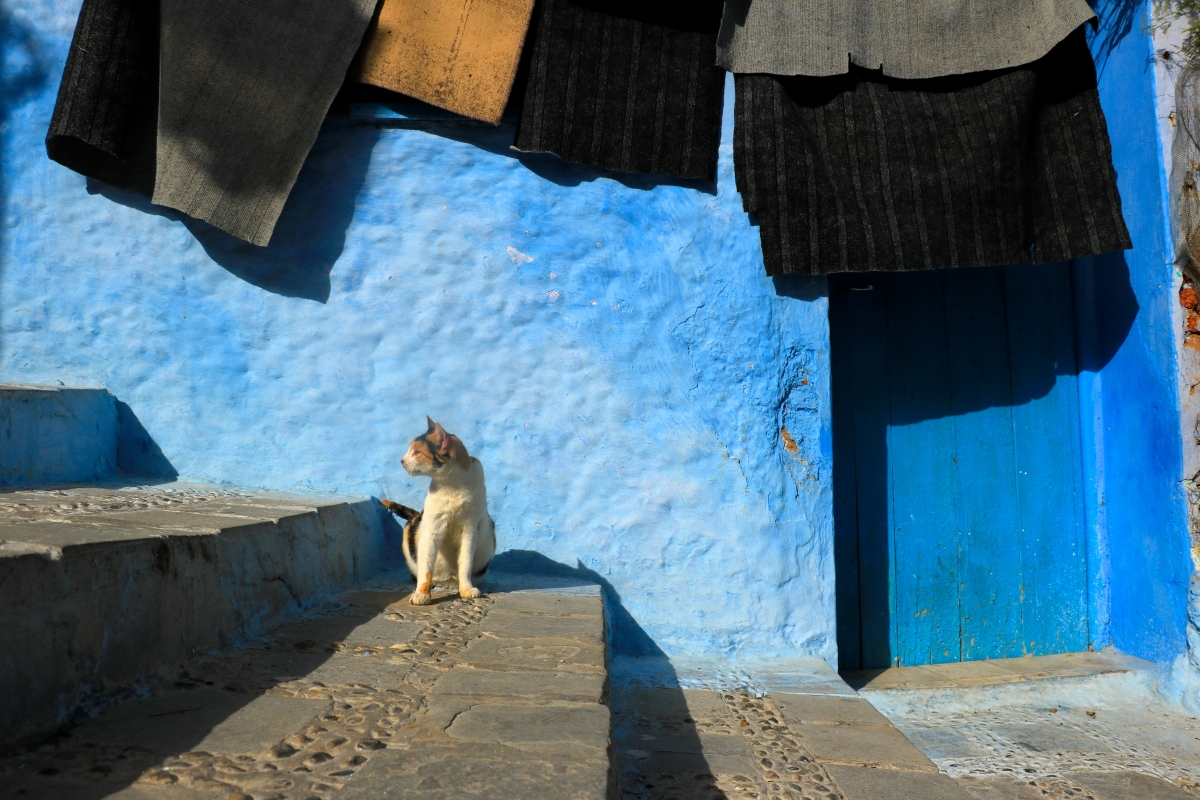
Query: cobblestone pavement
xmin=0 ymin=574 xmax=609 ymax=800
xmin=874 ymin=681 xmax=1200 ymax=800
xmin=614 ymin=687 xmax=952 ymax=800
xmin=614 ymin=675 xmax=1200 ymax=800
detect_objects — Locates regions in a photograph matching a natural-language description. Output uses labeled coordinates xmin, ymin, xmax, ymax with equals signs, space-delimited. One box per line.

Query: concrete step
xmin=0 ymin=384 xmax=118 ymax=487
xmin=0 ymin=574 xmax=611 ymax=800
xmin=842 ymin=651 xmax=1156 ymax=695
xmin=0 ymin=481 xmax=385 ymax=750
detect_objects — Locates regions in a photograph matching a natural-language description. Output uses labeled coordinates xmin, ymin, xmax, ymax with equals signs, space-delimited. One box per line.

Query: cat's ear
xmin=425 ymin=416 xmax=447 ymax=447
xmin=446 ymin=433 xmax=472 ymax=470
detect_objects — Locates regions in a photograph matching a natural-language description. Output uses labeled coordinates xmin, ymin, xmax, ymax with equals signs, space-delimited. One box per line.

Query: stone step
xmin=0 ymin=481 xmax=385 ymax=751
xmin=0 ymin=384 xmax=118 ymax=487
xmin=0 ymin=574 xmax=611 ymax=800
xmin=843 ymin=651 xmax=1156 ymax=695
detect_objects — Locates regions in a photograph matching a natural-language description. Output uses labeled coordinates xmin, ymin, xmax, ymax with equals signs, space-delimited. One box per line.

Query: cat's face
xmin=401 ymin=417 xmax=472 ymax=476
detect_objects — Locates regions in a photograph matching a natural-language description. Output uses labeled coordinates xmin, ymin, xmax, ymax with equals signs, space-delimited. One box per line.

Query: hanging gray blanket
xmin=717 ymin=0 xmax=1095 ymax=79
xmin=153 ymin=0 xmax=378 ymax=246
xmin=45 ymin=0 xmax=159 ymax=197
xmin=734 ymin=29 xmax=1131 ymax=276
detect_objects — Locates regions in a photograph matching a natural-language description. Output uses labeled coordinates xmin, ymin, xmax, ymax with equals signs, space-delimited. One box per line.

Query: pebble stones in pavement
xmin=614 ymin=690 xmax=857 ymax=800
xmin=0 ymin=581 xmax=608 ymax=800
xmin=887 ymin=702 xmax=1200 ymax=800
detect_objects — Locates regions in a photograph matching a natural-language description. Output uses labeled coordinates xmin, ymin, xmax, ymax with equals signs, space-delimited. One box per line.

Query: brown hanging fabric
xmin=735 ymin=29 xmax=1131 ymax=275
xmin=513 ymin=0 xmax=726 ymax=183
xmin=45 ymin=0 xmax=159 ymax=197
xmin=352 ymin=0 xmax=537 ymax=124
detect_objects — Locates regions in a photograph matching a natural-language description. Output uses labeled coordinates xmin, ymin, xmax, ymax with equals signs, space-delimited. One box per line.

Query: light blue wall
xmin=0 ymin=2 xmax=835 ymax=661
xmin=1085 ymin=0 xmax=1192 ymax=663
xmin=0 ymin=0 xmax=1191 ymax=667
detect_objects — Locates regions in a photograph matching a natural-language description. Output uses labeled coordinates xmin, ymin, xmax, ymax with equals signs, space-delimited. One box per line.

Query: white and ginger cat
xmin=381 ymin=417 xmax=496 ymax=605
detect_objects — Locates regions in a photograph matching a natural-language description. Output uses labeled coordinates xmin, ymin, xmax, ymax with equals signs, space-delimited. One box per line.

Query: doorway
xmin=830 ymin=263 xmax=1090 ymax=670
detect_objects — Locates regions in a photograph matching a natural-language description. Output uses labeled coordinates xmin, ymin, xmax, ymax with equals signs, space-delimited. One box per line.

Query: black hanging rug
xmin=45 ymin=0 xmax=159 ymax=197
xmin=734 ymin=29 xmax=1132 ymax=275
xmin=514 ymin=0 xmax=727 ymax=183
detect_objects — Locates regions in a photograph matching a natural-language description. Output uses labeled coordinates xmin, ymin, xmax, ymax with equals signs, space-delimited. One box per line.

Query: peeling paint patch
xmin=506 ymin=246 xmax=534 ymax=265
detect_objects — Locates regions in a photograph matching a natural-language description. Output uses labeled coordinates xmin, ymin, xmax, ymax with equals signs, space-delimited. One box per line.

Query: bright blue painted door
xmin=831 ymin=263 xmax=1090 ymax=669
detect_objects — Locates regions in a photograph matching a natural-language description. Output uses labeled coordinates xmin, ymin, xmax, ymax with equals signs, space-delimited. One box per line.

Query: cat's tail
xmin=381 ymin=499 xmax=421 ymax=579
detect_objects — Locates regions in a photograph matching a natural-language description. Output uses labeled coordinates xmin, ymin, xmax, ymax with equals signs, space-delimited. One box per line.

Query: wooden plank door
xmin=831 ymin=263 xmax=1089 ymax=669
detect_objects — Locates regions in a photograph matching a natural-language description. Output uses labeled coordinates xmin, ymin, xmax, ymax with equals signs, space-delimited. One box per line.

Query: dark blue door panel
xmin=831 ymin=264 xmax=1089 ymax=669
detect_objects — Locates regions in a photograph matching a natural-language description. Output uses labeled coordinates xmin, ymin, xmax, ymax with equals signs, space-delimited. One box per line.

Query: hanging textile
xmin=353 ymin=0 xmax=536 ymax=124
xmin=717 ymin=0 xmax=1095 ymax=79
xmin=734 ymin=29 xmax=1130 ymax=276
xmin=153 ymin=0 xmax=377 ymax=246
xmin=513 ymin=0 xmax=726 ymax=183
xmin=45 ymin=0 xmax=158 ymax=197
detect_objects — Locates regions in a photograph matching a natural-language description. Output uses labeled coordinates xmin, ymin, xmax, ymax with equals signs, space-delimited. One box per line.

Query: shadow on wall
xmin=827 ymin=256 xmax=1138 ymax=671
xmin=1089 ymin=0 xmax=1146 ymax=78
xmin=115 ymin=399 xmax=178 ymax=479
xmin=382 ymin=119 xmax=719 ymax=195
xmin=90 ymin=110 xmax=709 ymax=308
xmin=88 ymin=121 xmax=381 ymax=304
xmin=773 ymin=274 xmax=829 ymax=302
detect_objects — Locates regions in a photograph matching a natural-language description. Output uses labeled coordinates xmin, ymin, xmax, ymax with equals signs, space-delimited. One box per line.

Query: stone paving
xmin=614 ymin=655 xmax=1200 ymax=800
xmin=0 ymin=574 xmax=610 ymax=800
xmin=6 ymin=528 xmax=1200 ymax=800
xmin=614 ymin=687 xmax=959 ymax=800
xmin=873 ymin=676 xmax=1200 ymax=800
xmin=0 ymin=483 xmax=381 ymax=751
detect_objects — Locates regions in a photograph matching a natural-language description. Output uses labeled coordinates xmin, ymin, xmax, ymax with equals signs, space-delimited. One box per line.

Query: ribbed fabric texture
xmin=153 ymin=0 xmax=378 ymax=246
xmin=734 ymin=29 xmax=1131 ymax=276
xmin=513 ymin=0 xmax=726 ymax=182
xmin=717 ymin=0 xmax=1095 ymax=79
xmin=45 ymin=0 xmax=158 ymax=196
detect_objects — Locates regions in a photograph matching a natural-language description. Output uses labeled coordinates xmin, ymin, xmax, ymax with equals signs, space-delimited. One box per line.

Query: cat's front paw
xmin=410 ymin=591 xmax=432 ymax=605
xmin=459 ymin=586 xmax=481 ymax=600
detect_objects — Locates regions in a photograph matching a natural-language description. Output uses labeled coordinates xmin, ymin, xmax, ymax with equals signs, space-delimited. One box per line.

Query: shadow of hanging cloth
xmin=88 ymin=119 xmax=381 ymax=303
xmin=45 ymin=0 xmax=158 ymax=197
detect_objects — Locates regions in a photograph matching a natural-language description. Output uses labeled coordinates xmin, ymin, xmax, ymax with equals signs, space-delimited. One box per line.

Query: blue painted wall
xmin=0 ymin=385 xmax=117 ymax=486
xmin=1086 ymin=0 xmax=1192 ymax=663
xmin=0 ymin=0 xmax=1190 ymax=666
xmin=0 ymin=2 xmax=835 ymax=662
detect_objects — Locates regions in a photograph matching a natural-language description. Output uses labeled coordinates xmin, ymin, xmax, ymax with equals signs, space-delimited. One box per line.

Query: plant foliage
xmin=1156 ymin=0 xmax=1200 ymax=61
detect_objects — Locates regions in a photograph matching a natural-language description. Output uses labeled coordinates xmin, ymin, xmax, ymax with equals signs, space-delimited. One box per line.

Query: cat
xmin=380 ymin=417 xmax=496 ymax=605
